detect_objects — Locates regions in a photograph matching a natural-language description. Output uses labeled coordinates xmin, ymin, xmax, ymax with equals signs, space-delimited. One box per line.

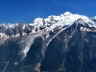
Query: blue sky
xmin=0 ymin=0 xmax=95 ymax=23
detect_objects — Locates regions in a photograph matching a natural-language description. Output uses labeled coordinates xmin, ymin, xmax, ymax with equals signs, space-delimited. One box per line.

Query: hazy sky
xmin=0 ymin=0 xmax=95 ymax=23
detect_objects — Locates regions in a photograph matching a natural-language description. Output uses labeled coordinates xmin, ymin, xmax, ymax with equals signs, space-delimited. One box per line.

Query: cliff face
xmin=41 ymin=22 xmax=96 ymax=72
xmin=0 ymin=12 xmax=96 ymax=72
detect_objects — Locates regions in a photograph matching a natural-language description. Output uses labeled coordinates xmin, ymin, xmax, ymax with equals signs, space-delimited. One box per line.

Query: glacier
xmin=0 ymin=12 xmax=96 ymax=72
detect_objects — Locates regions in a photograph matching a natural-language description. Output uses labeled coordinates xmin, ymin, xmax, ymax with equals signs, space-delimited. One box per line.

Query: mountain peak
xmin=64 ymin=11 xmax=72 ymax=16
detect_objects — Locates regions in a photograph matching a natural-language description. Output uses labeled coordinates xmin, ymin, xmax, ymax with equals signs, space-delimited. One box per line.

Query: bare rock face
xmin=1 ymin=12 xmax=96 ymax=72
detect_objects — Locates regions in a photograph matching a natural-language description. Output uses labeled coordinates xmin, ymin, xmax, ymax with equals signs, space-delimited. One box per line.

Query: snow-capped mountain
xmin=0 ymin=11 xmax=96 ymax=40
xmin=1 ymin=12 xmax=96 ymax=72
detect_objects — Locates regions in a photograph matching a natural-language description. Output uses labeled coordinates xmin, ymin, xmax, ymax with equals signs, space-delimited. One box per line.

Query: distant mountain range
xmin=0 ymin=11 xmax=96 ymax=39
